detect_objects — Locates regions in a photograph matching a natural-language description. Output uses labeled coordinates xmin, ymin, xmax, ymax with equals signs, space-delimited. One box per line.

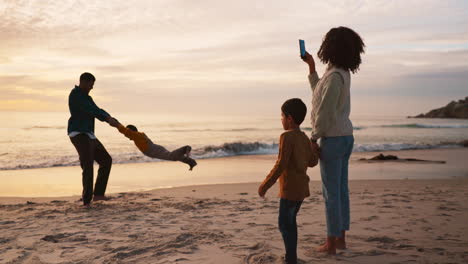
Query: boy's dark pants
xmin=70 ymin=134 xmax=112 ymax=205
xmin=279 ymin=198 xmax=303 ymax=263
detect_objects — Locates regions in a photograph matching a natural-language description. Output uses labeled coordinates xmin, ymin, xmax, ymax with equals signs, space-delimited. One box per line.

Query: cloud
xmin=0 ymin=0 xmax=467 ymax=116
xmin=0 ymin=99 xmax=62 ymax=111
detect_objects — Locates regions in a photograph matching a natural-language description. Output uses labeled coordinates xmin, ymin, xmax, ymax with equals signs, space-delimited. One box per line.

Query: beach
xmin=1 ymin=148 xmax=467 ymax=264
xmin=2 ymin=1 xmax=468 ymax=263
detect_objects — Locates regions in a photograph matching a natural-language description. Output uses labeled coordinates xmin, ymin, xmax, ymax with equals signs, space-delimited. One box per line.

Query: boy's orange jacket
xmin=117 ymin=124 xmax=150 ymax=153
xmin=259 ymin=129 xmax=318 ymax=201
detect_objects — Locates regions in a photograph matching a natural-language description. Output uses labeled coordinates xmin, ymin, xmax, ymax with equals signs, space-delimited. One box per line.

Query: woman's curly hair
xmin=317 ymin=27 xmax=365 ymax=73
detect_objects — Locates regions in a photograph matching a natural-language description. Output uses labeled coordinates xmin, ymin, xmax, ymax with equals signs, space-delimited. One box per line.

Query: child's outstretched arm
xmin=258 ymin=133 xmax=293 ymax=197
xmin=117 ymin=124 xmax=138 ymax=141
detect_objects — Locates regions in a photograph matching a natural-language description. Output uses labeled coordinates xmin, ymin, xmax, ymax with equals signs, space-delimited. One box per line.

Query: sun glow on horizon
xmin=0 ymin=1 xmax=467 ymax=115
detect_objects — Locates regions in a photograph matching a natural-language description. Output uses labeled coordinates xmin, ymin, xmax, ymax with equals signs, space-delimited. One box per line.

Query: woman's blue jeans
xmin=279 ymin=198 xmax=303 ymax=263
xmin=319 ymin=135 xmax=354 ymax=237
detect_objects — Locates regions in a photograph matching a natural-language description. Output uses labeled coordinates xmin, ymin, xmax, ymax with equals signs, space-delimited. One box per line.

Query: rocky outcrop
xmin=460 ymin=140 xmax=468 ymax=147
xmin=359 ymin=153 xmax=446 ymax=163
xmin=368 ymin=154 xmax=398 ymax=160
xmin=409 ymin=97 xmax=468 ymax=119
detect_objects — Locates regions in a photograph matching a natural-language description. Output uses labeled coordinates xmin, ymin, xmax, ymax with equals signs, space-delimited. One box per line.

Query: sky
xmin=0 ymin=0 xmax=467 ymax=116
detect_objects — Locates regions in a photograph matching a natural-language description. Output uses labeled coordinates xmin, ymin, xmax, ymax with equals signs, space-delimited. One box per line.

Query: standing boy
xmin=258 ymin=98 xmax=319 ymax=264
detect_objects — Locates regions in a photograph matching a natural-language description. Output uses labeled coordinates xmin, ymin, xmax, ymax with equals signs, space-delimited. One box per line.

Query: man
xmin=68 ymin=72 xmax=119 ymax=207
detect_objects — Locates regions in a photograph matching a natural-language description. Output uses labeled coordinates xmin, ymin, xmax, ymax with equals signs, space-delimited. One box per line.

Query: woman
xmin=302 ymin=26 xmax=365 ymax=255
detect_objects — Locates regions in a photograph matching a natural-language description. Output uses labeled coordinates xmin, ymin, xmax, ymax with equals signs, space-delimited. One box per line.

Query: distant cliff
xmin=409 ymin=97 xmax=468 ymax=119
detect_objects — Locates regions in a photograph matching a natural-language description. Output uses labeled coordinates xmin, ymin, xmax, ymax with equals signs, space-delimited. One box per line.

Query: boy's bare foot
xmin=83 ymin=203 xmax=92 ymax=209
xmin=316 ymin=237 xmax=336 ymax=255
xmin=93 ymin=195 xmax=110 ymax=201
xmin=186 ymin=158 xmax=197 ymax=171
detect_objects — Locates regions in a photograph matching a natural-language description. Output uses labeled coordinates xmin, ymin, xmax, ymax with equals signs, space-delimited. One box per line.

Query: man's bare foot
xmin=93 ymin=195 xmax=110 ymax=201
xmin=316 ymin=237 xmax=336 ymax=255
xmin=83 ymin=203 xmax=92 ymax=209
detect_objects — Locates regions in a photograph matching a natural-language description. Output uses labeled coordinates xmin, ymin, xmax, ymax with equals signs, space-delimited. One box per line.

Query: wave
xmin=0 ymin=142 xmax=279 ymax=171
xmin=304 ymin=124 xmax=468 ymax=131
xmin=1 ymin=140 xmax=464 ymax=171
xmin=160 ymin=128 xmax=264 ymax=133
xmin=303 ymin=126 xmax=365 ymax=131
xmin=379 ymin=123 xmax=468 ymax=129
xmin=19 ymin=123 xmax=467 ymax=133
xmin=23 ymin=126 xmax=66 ymax=130
xmin=193 ymin=142 xmax=278 ymax=159
xmin=353 ymin=143 xmax=460 ymax=152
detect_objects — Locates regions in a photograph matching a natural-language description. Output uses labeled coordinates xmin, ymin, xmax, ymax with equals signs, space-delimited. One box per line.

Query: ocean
xmin=1 ymin=111 xmax=467 ymax=171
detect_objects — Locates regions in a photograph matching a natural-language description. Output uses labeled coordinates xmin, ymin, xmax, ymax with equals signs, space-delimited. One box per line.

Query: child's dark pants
xmin=279 ymin=198 xmax=303 ymax=264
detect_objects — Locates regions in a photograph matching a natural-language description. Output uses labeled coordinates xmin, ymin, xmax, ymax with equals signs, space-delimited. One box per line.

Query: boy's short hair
xmin=281 ymin=98 xmax=307 ymax=125
xmin=126 ymin=125 xmax=138 ymax=132
xmin=80 ymin=72 xmax=96 ymax=82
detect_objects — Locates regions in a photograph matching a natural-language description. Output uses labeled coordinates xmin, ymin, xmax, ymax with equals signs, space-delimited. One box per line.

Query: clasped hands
xmin=106 ymin=116 xmax=121 ymax=128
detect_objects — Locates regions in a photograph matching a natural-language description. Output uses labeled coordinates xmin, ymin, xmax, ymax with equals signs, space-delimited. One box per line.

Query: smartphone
xmin=299 ymin=39 xmax=306 ymax=58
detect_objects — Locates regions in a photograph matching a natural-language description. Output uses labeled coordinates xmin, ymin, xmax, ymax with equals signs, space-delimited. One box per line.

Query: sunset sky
xmin=1 ymin=0 xmax=467 ymax=116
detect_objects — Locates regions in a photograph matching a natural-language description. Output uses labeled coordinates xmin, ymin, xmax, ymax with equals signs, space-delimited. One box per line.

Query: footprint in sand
xmin=41 ymin=233 xmax=88 ymax=243
xmin=392 ymin=243 xmax=415 ymax=250
xmin=422 ymin=226 xmax=433 ymax=232
xmin=362 ymin=249 xmax=391 ymax=256
xmin=41 ymin=233 xmax=70 ymax=243
xmin=360 ymin=215 xmax=379 ymax=221
xmin=437 ymin=205 xmax=459 ymax=211
xmin=0 ymin=238 xmax=11 ymax=244
xmin=243 ymin=243 xmax=279 ymax=264
xmin=50 ymin=200 xmax=67 ymax=204
xmin=365 ymin=236 xmax=397 ymax=244
xmin=438 ymin=213 xmax=451 ymax=217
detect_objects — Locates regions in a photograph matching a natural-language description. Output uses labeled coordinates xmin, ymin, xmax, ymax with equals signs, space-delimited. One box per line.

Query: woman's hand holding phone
xmin=301 ymin=51 xmax=316 ymax=74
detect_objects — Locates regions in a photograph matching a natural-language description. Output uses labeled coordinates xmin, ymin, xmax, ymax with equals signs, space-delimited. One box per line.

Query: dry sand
xmin=1 ymin=148 xmax=467 ymax=263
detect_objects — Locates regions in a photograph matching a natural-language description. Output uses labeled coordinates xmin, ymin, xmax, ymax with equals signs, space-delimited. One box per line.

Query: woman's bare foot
xmin=336 ymin=230 xmax=347 ymax=249
xmin=336 ymin=238 xmax=346 ymax=249
xmin=316 ymin=237 xmax=336 ymax=255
